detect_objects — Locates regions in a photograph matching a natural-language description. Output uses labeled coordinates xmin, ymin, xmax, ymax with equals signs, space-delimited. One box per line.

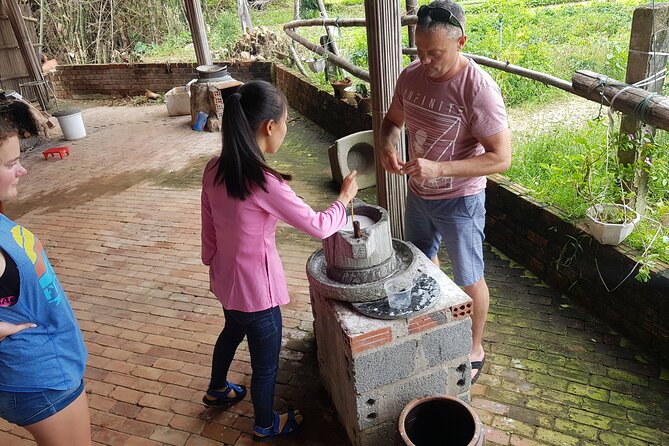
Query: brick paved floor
xmin=1 ymin=105 xmax=667 ymax=446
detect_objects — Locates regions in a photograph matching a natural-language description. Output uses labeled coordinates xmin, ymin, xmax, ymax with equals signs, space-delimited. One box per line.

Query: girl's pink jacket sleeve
xmin=201 ymin=158 xmax=346 ymax=312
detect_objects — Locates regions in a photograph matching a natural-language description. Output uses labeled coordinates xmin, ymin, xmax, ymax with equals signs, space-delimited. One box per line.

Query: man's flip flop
xmin=202 ymin=381 xmax=247 ymax=407
xmin=471 ymin=356 xmax=486 ymax=384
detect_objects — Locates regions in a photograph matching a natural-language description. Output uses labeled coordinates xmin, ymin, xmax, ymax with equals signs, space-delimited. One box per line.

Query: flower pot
xmin=342 ymin=85 xmax=357 ymax=105
xmin=330 ymin=77 xmax=352 ymax=99
xmin=585 ymin=203 xmax=640 ymax=245
xmin=356 ymin=95 xmax=372 ymax=113
xmin=398 ymin=395 xmax=485 ymax=446
xmin=306 ymin=59 xmax=325 ymax=73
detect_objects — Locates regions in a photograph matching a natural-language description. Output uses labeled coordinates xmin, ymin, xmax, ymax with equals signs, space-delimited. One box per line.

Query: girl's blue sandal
xmin=253 ymin=409 xmax=302 ymax=442
xmin=202 ymin=381 xmax=247 ymax=407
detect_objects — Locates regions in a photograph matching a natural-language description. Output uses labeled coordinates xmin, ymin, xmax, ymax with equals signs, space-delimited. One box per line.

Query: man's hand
xmin=0 ymin=321 xmax=37 ymax=342
xmin=378 ymin=145 xmax=405 ymax=175
xmin=403 ymin=158 xmax=444 ymax=179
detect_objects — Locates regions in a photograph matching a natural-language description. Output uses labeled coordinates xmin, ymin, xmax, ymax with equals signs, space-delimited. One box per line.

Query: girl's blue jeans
xmin=210 ymin=305 xmax=282 ymax=428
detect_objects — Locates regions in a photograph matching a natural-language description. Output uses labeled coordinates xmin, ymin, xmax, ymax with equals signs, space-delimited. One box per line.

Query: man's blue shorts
xmin=0 ymin=378 xmax=85 ymax=426
xmin=405 ymin=189 xmax=486 ymax=286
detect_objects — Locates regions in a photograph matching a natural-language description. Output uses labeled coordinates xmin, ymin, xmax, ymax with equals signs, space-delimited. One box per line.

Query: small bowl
xmin=384 ymin=277 xmax=413 ymax=310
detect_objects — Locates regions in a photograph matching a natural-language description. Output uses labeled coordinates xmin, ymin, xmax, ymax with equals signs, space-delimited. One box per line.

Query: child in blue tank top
xmin=0 ymin=120 xmax=90 ymax=444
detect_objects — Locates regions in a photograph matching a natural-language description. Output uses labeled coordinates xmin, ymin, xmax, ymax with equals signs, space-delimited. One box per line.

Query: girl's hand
xmin=0 ymin=321 xmax=37 ymax=342
xmin=337 ymin=170 xmax=359 ymax=207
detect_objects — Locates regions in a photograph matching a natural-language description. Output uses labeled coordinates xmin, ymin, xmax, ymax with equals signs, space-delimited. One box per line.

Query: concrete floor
xmin=1 ymin=104 xmax=667 ymax=446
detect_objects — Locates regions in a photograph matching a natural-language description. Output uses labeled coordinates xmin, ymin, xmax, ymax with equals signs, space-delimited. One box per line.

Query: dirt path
xmin=507 ymin=95 xmax=602 ymax=141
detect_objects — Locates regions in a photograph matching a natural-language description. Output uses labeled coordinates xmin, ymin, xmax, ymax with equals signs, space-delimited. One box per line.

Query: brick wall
xmin=274 ymin=64 xmax=372 ymax=138
xmin=486 ymin=174 xmax=669 ymax=365
xmin=49 ymin=61 xmax=371 ymax=139
xmin=49 ymin=62 xmax=273 ymax=99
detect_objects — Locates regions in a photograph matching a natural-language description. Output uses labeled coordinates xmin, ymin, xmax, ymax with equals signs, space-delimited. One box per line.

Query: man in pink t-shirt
xmin=378 ymin=0 xmax=511 ymax=384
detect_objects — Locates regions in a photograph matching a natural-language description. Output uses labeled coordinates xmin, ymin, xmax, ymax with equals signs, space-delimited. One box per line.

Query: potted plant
xmin=354 ymin=83 xmax=372 ymax=113
xmin=329 ymin=68 xmax=352 ymax=99
xmin=577 ymin=127 xmax=643 ymax=245
xmin=585 ymin=203 xmax=640 ymax=245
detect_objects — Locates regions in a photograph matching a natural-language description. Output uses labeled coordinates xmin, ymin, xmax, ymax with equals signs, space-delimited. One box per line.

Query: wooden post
xmin=364 ymin=0 xmax=407 ymax=239
xmin=238 ymin=0 xmax=253 ymax=34
xmin=4 ymin=0 xmax=48 ymax=110
xmin=288 ymin=0 xmax=308 ymax=77
xmin=619 ymin=4 xmax=669 ymax=214
xmin=406 ymin=0 xmax=417 ymax=61
xmin=184 ymin=0 xmax=212 ymax=66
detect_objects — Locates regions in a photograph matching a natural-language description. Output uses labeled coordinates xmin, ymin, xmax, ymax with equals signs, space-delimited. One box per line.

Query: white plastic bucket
xmin=165 ymin=86 xmax=191 ymax=116
xmin=53 ymin=108 xmax=86 ymax=140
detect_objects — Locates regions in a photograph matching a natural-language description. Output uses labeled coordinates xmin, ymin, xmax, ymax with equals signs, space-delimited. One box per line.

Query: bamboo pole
xmin=284 ymin=29 xmax=369 ymax=81
xmin=572 ymin=70 xmax=669 ymax=132
xmin=4 ymin=0 xmax=48 ymax=110
xmin=284 ymin=18 xmax=575 ymax=94
xmin=364 ymin=0 xmax=406 ymax=239
xmin=184 ymin=0 xmax=212 ymax=66
xmin=316 ymin=0 xmax=339 ymax=57
xmin=289 ymin=0 xmax=308 ymax=77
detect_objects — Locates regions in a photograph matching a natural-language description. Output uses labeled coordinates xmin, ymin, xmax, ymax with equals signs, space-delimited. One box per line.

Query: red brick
xmin=485 ymin=426 xmax=511 ymax=445
xmin=171 ymin=400 xmax=205 ymax=417
xmin=136 ymin=407 xmax=174 ymax=426
xmin=119 ymin=419 xmax=156 ymax=437
xmin=153 ymin=358 xmax=185 ymax=371
xmin=111 ymin=401 xmax=142 ymax=418
xmin=161 ymin=384 xmax=197 ymax=402
xmin=169 ymin=414 xmax=206 ymax=434
xmin=110 ymin=387 xmax=143 ymax=405
xmin=93 ymin=428 xmax=130 ymax=445
xmin=90 ymin=409 xmax=126 ymax=430
xmin=138 ymin=394 xmax=175 ymax=410
xmin=159 ymin=371 xmax=194 ymax=387
xmin=350 ymin=327 xmax=392 ymax=354
xmin=123 ymin=436 xmax=161 ymax=446
xmin=148 ymin=426 xmax=190 ymax=446
xmin=201 ymin=423 xmax=241 ymax=444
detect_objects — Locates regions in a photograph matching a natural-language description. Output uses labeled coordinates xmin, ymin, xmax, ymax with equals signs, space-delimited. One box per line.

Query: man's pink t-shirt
xmin=391 ymin=59 xmax=508 ymax=200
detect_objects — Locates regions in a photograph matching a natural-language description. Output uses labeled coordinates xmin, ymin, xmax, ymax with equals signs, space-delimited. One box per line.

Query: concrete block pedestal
xmin=308 ymin=252 xmax=473 ymax=446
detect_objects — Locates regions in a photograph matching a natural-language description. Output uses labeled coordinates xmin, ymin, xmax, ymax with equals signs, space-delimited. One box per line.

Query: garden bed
xmin=486 ymin=174 xmax=669 ymax=365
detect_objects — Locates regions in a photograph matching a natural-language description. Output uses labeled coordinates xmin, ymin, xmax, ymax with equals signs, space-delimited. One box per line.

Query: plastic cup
xmin=384 ymin=277 xmax=413 ymax=310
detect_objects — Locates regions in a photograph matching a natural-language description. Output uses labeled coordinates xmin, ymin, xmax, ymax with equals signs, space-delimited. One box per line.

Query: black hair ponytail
xmin=214 ymin=80 xmax=291 ymax=200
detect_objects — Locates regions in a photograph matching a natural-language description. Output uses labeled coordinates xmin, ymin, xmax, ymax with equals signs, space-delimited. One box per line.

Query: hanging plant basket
xmin=585 ymin=203 xmax=640 ymax=245
xmin=306 ymin=58 xmax=325 ymax=73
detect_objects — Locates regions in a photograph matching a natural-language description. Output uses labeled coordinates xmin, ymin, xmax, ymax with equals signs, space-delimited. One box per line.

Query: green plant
xmin=355 ymin=83 xmax=369 ymax=97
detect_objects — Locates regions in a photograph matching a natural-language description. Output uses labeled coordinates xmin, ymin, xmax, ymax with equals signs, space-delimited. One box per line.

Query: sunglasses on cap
xmin=417 ymin=5 xmax=464 ymax=36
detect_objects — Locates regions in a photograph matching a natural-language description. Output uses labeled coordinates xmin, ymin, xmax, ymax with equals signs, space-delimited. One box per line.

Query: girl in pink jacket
xmin=200 ymin=80 xmax=358 ymax=441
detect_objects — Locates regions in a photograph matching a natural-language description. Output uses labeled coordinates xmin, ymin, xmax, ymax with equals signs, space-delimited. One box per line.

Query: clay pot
xmin=330 ymin=77 xmax=352 ymax=98
xmin=398 ymin=396 xmax=485 ymax=446
xmin=356 ymin=95 xmax=372 ymax=113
